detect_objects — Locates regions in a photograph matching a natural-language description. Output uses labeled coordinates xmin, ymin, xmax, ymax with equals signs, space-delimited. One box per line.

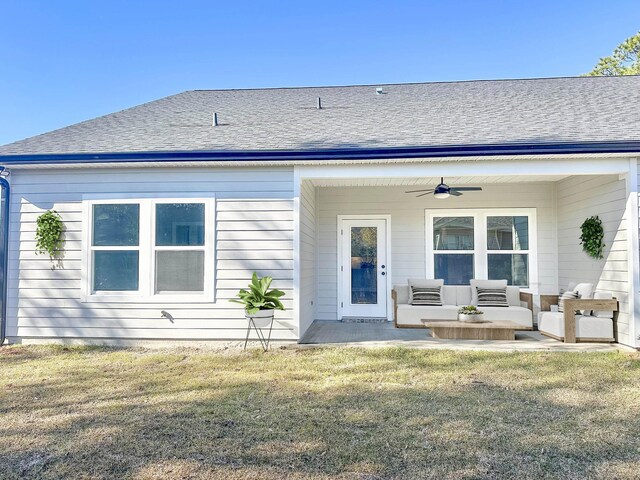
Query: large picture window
xmin=83 ymin=198 xmax=215 ymax=302
xmin=426 ymin=209 xmax=536 ymax=289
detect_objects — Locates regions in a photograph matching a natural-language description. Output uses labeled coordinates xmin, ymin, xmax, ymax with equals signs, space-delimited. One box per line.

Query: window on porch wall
xmin=426 ymin=210 xmax=535 ymax=287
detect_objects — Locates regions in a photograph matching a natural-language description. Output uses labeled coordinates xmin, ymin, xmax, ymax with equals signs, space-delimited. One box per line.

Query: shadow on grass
xmin=1 ymin=347 xmax=639 ymax=479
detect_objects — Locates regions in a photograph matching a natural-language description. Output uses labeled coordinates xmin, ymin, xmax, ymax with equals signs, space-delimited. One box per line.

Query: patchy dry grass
xmin=1 ymin=345 xmax=639 ymax=479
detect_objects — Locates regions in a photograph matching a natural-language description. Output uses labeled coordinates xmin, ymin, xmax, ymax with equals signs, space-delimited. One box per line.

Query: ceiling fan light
xmin=434 ymin=183 xmax=450 ymax=199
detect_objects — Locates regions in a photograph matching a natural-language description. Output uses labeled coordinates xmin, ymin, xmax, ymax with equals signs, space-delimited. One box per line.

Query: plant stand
xmin=244 ymin=314 xmax=275 ymax=352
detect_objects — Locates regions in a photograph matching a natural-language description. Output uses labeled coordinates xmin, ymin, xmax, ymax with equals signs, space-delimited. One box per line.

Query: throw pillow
xmin=476 ymin=287 xmax=509 ymax=307
xmin=470 ymin=279 xmax=508 ymax=305
xmin=408 ymin=279 xmax=444 ymax=303
xmin=558 ymin=291 xmax=580 ymax=313
xmin=411 ymin=286 xmax=442 ymax=306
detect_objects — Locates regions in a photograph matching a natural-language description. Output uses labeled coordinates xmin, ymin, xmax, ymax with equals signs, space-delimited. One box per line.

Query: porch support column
xmin=625 ymin=158 xmax=640 ymax=348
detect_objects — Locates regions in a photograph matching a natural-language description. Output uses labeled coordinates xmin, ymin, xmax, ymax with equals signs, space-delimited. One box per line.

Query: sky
xmin=1 ymin=0 xmax=639 ymax=145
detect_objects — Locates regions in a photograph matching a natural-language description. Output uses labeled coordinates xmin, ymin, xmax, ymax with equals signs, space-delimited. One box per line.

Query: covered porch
xmin=299 ymin=320 xmax=626 ymax=352
xmin=296 ymin=156 xmax=639 ymax=348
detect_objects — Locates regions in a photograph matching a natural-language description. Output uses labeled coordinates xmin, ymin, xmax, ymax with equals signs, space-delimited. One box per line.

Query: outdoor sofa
xmin=392 ymin=279 xmax=534 ymax=328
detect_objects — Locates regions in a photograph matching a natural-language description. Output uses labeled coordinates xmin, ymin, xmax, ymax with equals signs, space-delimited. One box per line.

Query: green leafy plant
xmin=458 ymin=305 xmax=484 ymax=315
xmin=230 ymin=272 xmax=285 ymax=315
xmin=580 ymin=216 xmax=605 ymax=260
xmin=35 ymin=210 xmax=65 ymax=260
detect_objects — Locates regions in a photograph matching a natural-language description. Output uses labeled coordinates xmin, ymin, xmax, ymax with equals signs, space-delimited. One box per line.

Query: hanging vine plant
xmin=35 ymin=210 xmax=65 ymax=260
xmin=579 ymin=215 xmax=605 ymax=260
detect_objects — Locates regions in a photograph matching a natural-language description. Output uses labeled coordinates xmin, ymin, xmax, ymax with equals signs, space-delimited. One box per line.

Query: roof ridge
xmin=189 ymin=74 xmax=640 ymax=93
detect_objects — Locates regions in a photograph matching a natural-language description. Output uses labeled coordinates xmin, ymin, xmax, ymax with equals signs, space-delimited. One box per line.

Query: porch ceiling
xmin=308 ymin=174 xmax=571 ymax=187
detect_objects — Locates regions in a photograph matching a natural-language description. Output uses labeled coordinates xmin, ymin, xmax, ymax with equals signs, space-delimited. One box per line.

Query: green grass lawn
xmin=1 ymin=346 xmax=639 ymax=480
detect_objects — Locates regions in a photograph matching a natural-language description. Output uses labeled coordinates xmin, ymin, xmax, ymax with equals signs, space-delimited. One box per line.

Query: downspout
xmin=0 ymin=172 xmax=9 ymax=346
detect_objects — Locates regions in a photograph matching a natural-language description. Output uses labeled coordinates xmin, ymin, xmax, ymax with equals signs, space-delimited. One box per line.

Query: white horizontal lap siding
xmin=316 ymin=183 xmax=557 ymax=320
xmin=6 ymin=167 xmax=297 ymax=342
xmin=299 ymin=180 xmax=317 ymax=337
xmin=556 ymin=174 xmax=632 ymax=346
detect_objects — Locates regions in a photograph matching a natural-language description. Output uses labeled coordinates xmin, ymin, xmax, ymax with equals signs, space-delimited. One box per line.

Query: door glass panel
xmin=487 ymin=216 xmax=529 ymax=250
xmin=433 ymin=217 xmax=474 ymax=250
xmin=434 ymin=253 xmax=474 ymax=285
xmin=488 ymin=253 xmax=529 ymax=286
xmin=350 ymin=226 xmax=377 ymax=304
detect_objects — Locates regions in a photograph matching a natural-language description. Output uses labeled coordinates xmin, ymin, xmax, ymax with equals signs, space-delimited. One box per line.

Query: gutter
xmin=0 ymin=174 xmax=8 ymax=346
xmin=1 ymin=141 xmax=640 ymax=166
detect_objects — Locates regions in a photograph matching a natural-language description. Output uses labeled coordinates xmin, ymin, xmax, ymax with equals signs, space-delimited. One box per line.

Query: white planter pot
xmin=246 ymin=309 xmax=275 ymax=328
xmin=458 ymin=313 xmax=485 ymax=323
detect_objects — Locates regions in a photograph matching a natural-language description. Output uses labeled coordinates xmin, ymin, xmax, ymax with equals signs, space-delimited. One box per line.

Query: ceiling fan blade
xmin=449 ymin=190 xmax=463 ymax=196
xmin=450 ymin=187 xmax=483 ymax=191
xmin=405 ymin=189 xmax=434 ymax=194
xmin=415 ymin=191 xmax=433 ymax=197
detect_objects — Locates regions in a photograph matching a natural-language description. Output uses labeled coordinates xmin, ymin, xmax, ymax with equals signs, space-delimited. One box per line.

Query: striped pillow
xmin=411 ymin=286 xmax=442 ymax=306
xmin=476 ymin=287 xmax=509 ymax=307
xmin=558 ymin=291 xmax=580 ymax=313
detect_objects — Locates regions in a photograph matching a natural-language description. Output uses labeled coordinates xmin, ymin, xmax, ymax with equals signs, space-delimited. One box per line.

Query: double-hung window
xmin=83 ymin=198 xmax=215 ymax=302
xmin=426 ymin=209 xmax=537 ymax=290
xmin=91 ymin=204 xmax=140 ymax=292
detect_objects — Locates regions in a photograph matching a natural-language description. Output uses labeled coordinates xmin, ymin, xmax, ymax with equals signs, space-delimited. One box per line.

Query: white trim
xmin=337 ymin=214 xmax=393 ymax=321
xmin=81 ymin=197 xmax=216 ymax=304
xmin=625 ymin=158 xmax=639 ymax=347
xmin=297 ymin=158 xmax=631 ymax=181
xmin=293 ymin=166 xmax=301 ymax=337
xmin=425 ymin=208 xmax=538 ymax=294
xmin=6 ymin=152 xmax=640 ymax=171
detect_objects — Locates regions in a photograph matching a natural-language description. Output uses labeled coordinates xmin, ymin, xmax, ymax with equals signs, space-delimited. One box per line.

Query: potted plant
xmin=230 ymin=272 xmax=285 ymax=327
xmin=458 ymin=306 xmax=485 ymax=323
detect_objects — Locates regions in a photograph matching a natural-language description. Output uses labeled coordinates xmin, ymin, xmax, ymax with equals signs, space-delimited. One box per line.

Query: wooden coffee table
xmin=422 ymin=320 xmax=532 ymax=340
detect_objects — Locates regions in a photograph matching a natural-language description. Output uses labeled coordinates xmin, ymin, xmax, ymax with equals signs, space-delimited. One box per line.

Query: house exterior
xmin=0 ymin=76 xmax=639 ymax=348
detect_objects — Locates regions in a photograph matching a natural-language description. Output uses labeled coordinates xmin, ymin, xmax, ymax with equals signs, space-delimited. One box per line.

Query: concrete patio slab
xmin=299 ymin=320 xmax=630 ymax=352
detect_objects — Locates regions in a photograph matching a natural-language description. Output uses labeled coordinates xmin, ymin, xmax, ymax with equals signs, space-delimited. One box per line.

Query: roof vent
xmin=317 ymin=97 xmax=322 ymax=109
xmin=376 ymin=87 xmax=385 ymax=95
xmin=212 ymin=112 xmax=219 ymax=127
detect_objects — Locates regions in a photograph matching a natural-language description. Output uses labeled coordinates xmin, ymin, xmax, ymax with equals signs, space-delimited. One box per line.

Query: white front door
xmin=340 ymin=218 xmax=388 ymax=318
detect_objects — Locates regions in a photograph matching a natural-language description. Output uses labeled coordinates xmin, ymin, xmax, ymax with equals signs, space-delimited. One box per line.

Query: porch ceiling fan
xmin=405 ymin=177 xmax=482 ymax=199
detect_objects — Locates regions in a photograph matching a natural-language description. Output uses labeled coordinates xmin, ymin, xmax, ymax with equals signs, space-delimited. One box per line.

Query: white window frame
xmin=81 ymin=196 xmax=216 ymax=303
xmin=425 ymin=208 xmax=538 ymax=293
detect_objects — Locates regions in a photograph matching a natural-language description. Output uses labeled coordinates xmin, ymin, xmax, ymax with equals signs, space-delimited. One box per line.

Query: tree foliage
xmin=586 ymin=31 xmax=640 ymax=76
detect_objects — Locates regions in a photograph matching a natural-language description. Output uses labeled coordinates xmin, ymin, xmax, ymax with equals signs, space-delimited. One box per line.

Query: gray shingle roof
xmin=2 ymin=76 xmax=640 ymax=156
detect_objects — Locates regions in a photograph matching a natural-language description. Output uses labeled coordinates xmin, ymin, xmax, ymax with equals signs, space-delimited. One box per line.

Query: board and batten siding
xmin=316 ymin=183 xmax=558 ymax=321
xmin=299 ymin=180 xmax=317 ymax=337
xmin=6 ymin=167 xmax=297 ymax=342
xmin=556 ymin=174 xmax=632 ymax=346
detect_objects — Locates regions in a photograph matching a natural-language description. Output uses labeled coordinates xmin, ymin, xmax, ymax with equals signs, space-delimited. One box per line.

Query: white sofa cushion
xmin=506 ymin=286 xmax=521 ymax=307
xmin=456 ymin=286 xmax=472 ymax=306
xmin=442 ymin=286 xmax=457 ymax=306
xmin=396 ymin=305 xmax=459 ymax=326
xmin=394 ymin=285 xmax=410 ymax=304
xmin=538 ymin=311 xmax=613 ymax=340
xmin=470 ymin=279 xmax=507 ymax=305
xmin=408 ymin=279 xmax=444 ymax=303
xmin=481 ymin=306 xmax=532 ymax=328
